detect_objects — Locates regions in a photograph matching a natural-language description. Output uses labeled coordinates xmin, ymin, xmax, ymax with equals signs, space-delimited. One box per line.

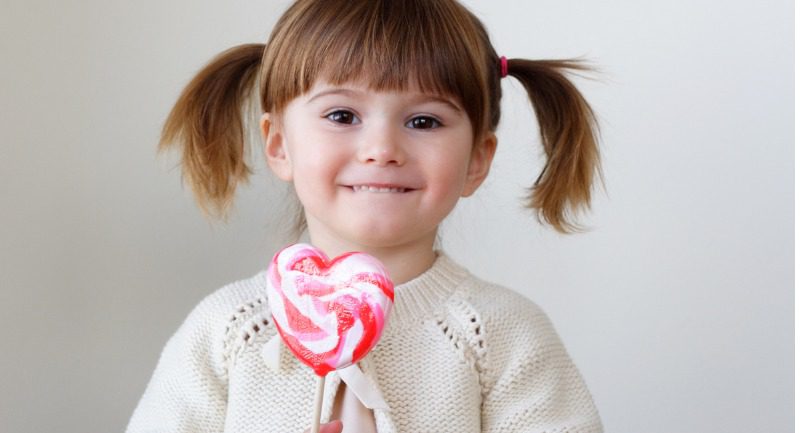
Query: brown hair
xmin=159 ymin=0 xmax=604 ymax=234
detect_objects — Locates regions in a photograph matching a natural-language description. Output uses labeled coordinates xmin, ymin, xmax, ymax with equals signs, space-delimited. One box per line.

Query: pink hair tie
xmin=499 ymin=56 xmax=509 ymax=78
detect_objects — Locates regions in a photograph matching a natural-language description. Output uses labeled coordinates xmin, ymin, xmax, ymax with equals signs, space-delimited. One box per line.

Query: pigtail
xmin=159 ymin=43 xmax=265 ymax=222
xmin=506 ymin=58 xmax=605 ymax=234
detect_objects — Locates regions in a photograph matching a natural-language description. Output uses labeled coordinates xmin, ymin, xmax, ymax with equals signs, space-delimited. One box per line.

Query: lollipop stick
xmin=310 ymin=374 xmax=326 ymax=433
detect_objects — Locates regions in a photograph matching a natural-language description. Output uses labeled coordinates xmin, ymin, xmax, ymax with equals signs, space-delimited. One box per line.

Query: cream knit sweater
xmin=126 ymin=253 xmax=603 ymax=432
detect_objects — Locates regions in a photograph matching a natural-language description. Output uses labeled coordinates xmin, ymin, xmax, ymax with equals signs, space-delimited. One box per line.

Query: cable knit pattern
xmin=127 ymin=252 xmax=603 ymax=433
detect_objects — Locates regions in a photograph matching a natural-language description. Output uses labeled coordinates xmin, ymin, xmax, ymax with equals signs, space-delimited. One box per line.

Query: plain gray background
xmin=0 ymin=0 xmax=793 ymax=432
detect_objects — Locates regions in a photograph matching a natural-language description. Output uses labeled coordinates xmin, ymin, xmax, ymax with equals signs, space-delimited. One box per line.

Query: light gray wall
xmin=0 ymin=0 xmax=793 ymax=432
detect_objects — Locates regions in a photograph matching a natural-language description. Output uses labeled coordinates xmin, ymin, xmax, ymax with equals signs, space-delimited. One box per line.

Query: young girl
xmin=127 ymin=0 xmax=604 ymax=432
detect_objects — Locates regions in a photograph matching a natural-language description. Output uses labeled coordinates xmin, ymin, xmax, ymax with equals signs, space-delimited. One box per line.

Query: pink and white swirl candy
xmin=266 ymin=243 xmax=394 ymax=376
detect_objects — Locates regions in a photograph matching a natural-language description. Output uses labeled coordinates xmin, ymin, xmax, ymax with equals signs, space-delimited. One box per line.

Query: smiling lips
xmin=351 ymin=185 xmax=409 ymax=193
xmin=347 ymin=183 xmax=415 ymax=193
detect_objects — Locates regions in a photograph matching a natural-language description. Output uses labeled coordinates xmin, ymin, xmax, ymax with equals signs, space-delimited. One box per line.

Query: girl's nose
xmin=356 ymin=123 xmax=406 ymax=166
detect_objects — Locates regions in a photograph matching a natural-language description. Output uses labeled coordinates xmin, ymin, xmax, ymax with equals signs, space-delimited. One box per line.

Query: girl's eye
xmin=406 ymin=116 xmax=441 ymax=130
xmin=326 ymin=110 xmax=359 ymax=125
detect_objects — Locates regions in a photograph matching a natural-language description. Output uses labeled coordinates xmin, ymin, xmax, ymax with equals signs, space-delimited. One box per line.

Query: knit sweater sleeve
xmin=478 ymin=287 xmax=603 ymax=433
xmin=125 ymin=284 xmax=247 ymax=433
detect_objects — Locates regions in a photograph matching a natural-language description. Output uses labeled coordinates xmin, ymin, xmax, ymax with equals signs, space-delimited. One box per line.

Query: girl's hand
xmin=303 ymin=420 xmax=343 ymax=433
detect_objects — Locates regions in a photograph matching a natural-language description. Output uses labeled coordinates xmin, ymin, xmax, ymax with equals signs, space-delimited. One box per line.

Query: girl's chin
xmin=340 ymin=232 xmax=416 ymax=250
xmin=304 ymin=212 xmax=439 ymax=252
xmin=316 ymin=227 xmax=434 ymax=252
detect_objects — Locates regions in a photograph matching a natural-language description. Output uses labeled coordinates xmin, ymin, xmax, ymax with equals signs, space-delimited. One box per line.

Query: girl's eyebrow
xmin=410 ymin=94 xmax=463 ymax=114
xmin=306 ymin=88 xmax=362 ymax=105
xmin=306 ymin=88 xmax=462 ymax=113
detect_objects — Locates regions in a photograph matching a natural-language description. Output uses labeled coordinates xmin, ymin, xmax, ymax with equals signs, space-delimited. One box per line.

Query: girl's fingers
xmin=322 ymin=420 xmax=343 ymax=433
xmin=303 ymin=420 xmax=344 ymax=433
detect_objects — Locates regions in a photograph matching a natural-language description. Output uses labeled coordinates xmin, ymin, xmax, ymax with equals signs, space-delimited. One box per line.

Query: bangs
xmin=260 ymin=0 xmax=492 ymax=136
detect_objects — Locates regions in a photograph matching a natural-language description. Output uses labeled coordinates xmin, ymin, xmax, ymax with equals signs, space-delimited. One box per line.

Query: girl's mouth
xmin=349 ymin=185 xmax=410 ymax=193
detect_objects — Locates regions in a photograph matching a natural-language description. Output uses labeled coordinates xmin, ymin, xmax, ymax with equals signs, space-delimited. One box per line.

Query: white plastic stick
xmin=310 ymin=375 xmax=326 ymax=433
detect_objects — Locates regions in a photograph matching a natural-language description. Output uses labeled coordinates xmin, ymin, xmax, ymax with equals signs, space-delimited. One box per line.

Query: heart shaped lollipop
xmin=266 ymin=243 xmax=394 ymax=376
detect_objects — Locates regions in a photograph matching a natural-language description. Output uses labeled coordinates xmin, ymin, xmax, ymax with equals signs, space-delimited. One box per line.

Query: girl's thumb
xmin=321 ymin=420 xmax=344 ymax=433
xmin=305 ymin=420 xmax=343 ymax=433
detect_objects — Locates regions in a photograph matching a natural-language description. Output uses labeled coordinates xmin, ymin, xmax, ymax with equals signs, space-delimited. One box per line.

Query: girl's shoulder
xmin=439 ymin=263 xmax=603 ymax=431
xmin=193 ymin=269 xmax=273 ymax=351
xmin=184 ymin=269 xmax=270 ymax=326
xmin=429 ymin=257 xmax=570 ymax=367
xmin=445 ymin=267 xmax=555 ymax=335
xmin=134 ymin=270 xmax=270 ymax=404
xmin=168 ymin=269 xmax=271 ymax=366
xmin=443 ymin=264 xmax=597 ymax=415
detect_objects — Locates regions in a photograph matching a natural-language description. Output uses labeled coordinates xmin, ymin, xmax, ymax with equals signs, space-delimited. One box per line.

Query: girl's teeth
xmin=353 ymin=186 xmax=405 ymax=193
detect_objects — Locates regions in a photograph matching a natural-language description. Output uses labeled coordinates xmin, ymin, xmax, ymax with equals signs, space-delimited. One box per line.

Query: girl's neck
xmin=306 ymin=231 xmax=438 ymax=285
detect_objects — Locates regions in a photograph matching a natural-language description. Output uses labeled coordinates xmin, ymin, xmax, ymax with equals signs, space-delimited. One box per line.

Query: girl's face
xmin=262 ymin=79 xmax=496 ymax=254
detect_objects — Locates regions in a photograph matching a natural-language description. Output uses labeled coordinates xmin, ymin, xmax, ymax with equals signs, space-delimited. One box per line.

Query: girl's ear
xmin=261 ymin=112 xmax=293 ymax=181
xmin=461 ymin=132 xmax=498 ymax=197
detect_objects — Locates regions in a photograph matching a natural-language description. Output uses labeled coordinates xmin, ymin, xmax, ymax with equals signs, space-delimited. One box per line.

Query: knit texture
xmin=126 ymin=252 xmax=603 ymax=432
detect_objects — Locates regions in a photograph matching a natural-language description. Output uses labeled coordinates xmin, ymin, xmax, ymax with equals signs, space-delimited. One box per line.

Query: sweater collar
xmin=386 ymin=251 xmax=468 ymax=328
